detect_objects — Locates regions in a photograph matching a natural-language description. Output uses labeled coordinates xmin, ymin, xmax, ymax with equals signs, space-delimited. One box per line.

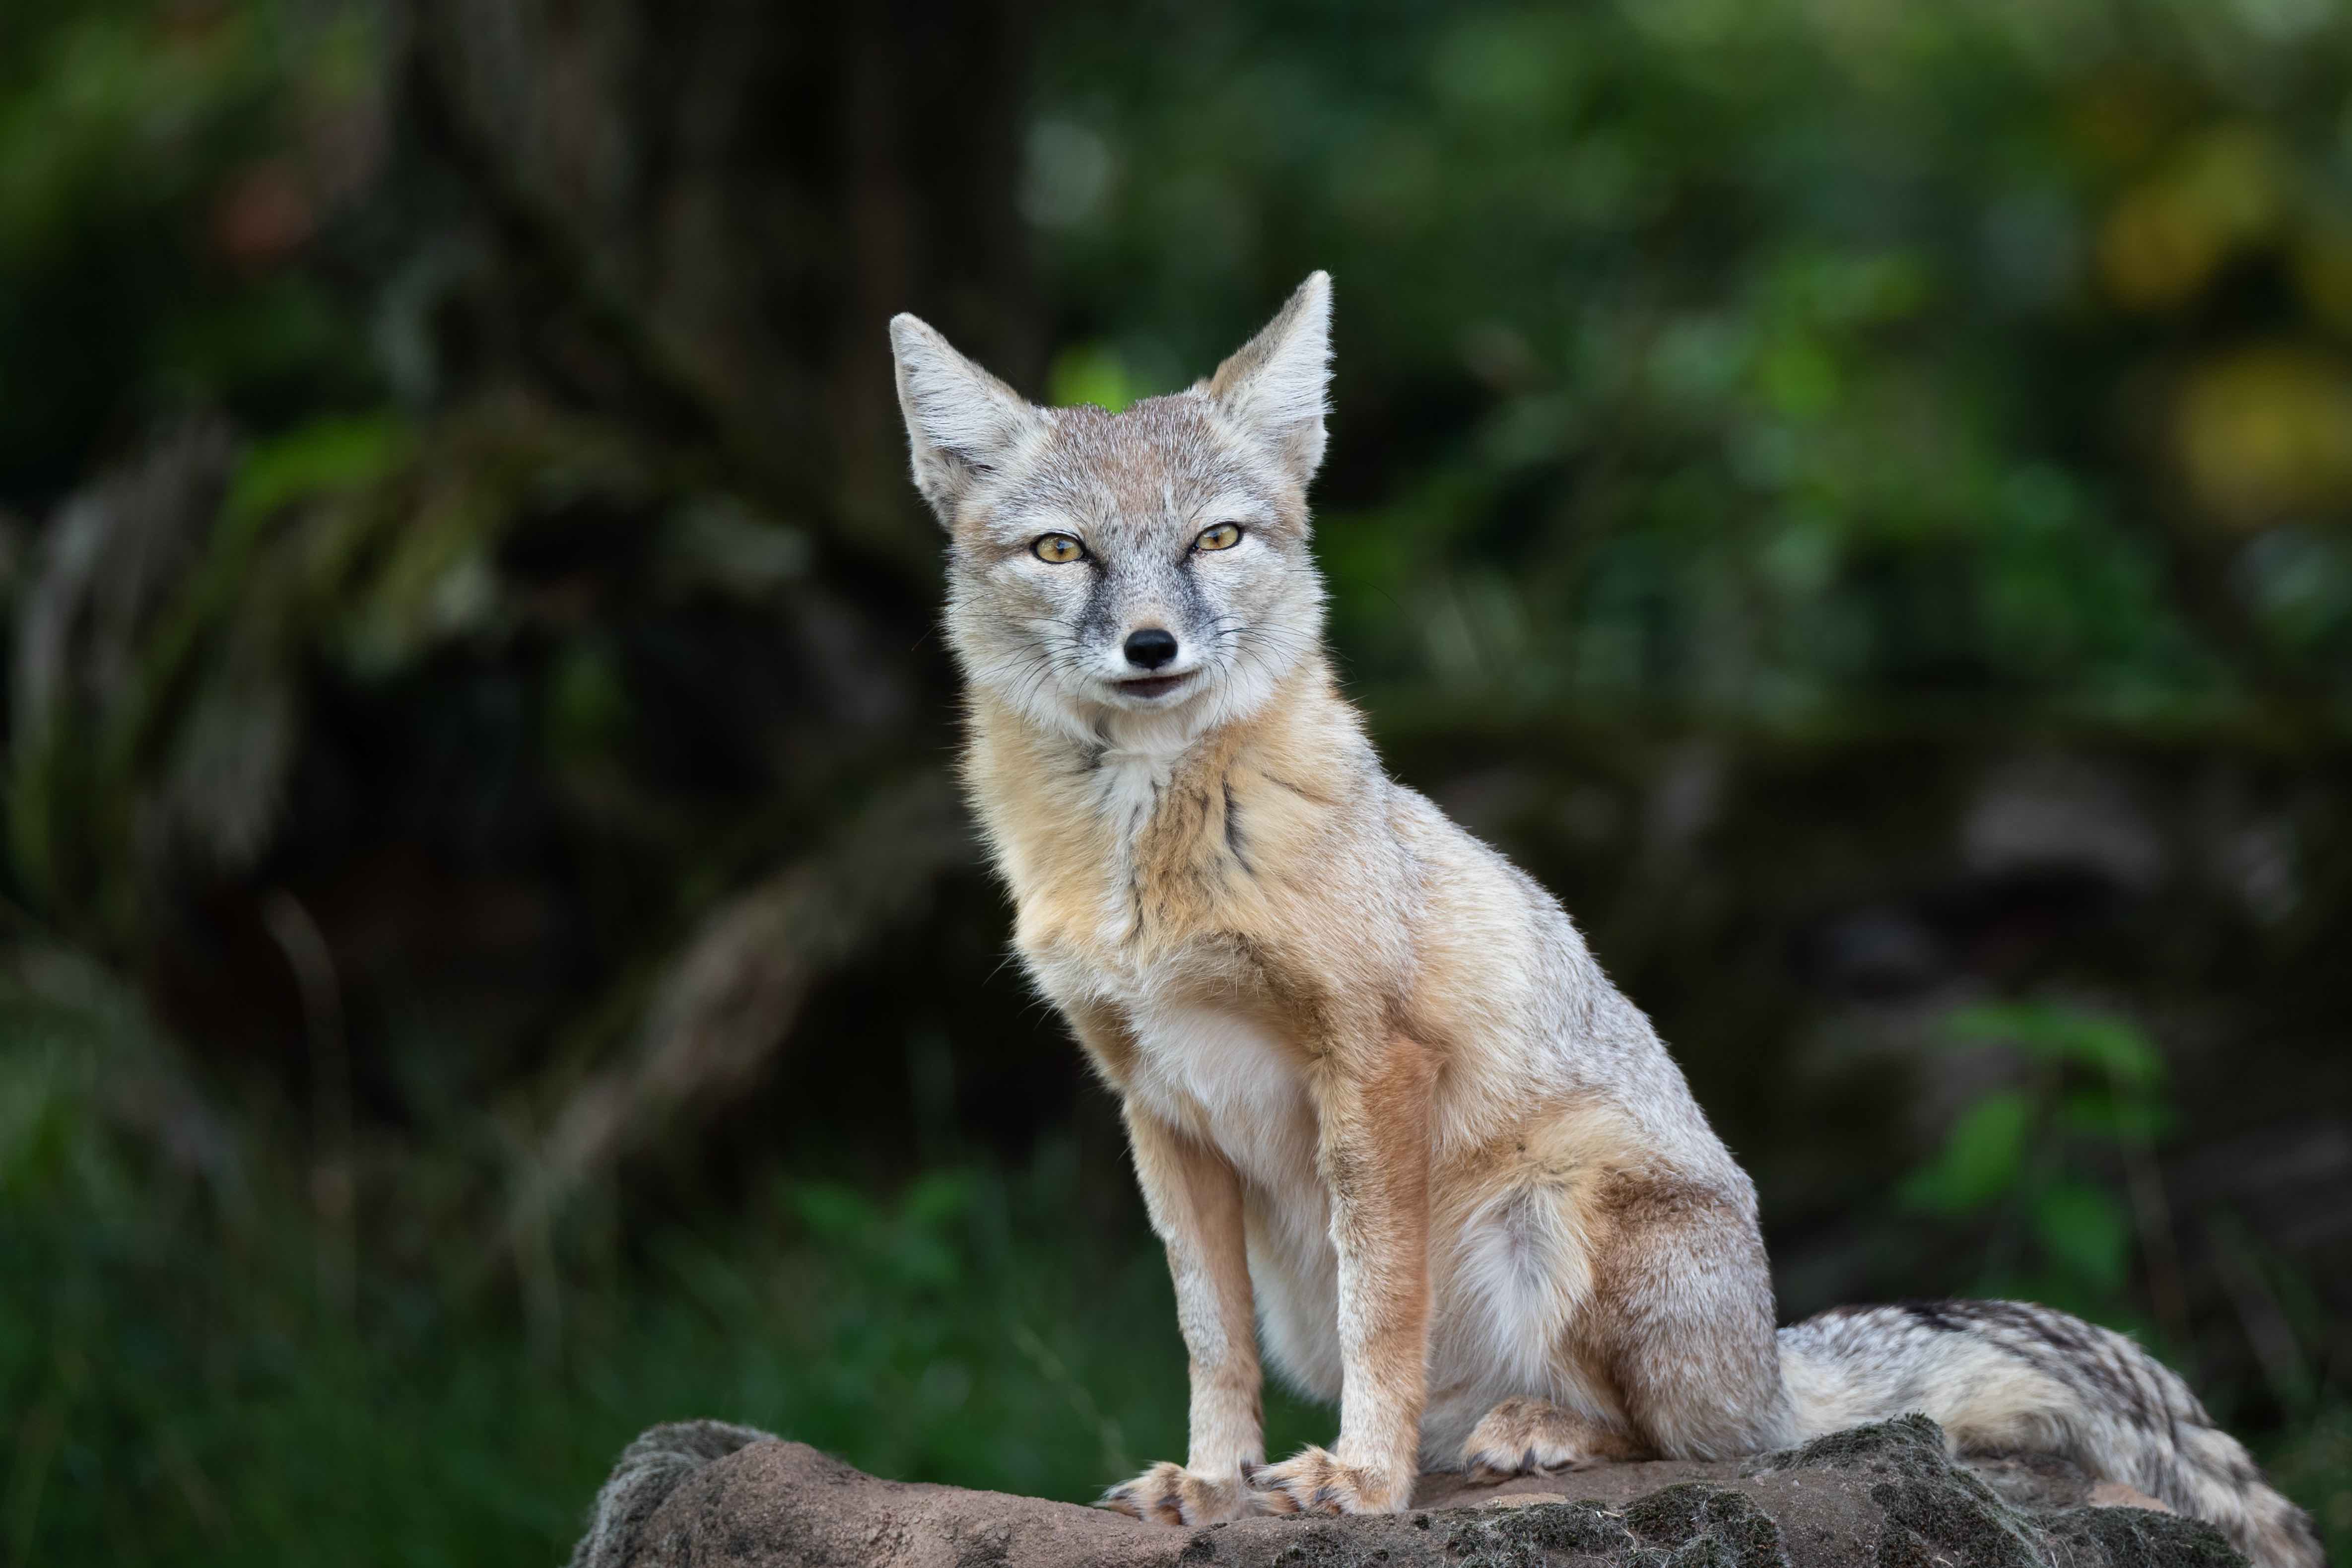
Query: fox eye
xmin=1031 ymin=533 xmax=1086 ymax=564
xmin=1195 ymin=522 xmax=1244 ymax=552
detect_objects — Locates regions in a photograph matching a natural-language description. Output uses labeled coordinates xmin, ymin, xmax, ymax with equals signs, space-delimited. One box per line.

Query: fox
xmin=885 ymin=274 xmax=2323 ymax=1568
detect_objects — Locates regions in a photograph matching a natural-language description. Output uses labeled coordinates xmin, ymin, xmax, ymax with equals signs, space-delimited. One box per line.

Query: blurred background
xmin=2 ymin=0 xmax=2349 ymax=1561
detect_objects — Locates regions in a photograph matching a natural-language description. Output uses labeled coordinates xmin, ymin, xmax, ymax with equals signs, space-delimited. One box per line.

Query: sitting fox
xmin=886 ymin=275 xmax=2320 ymax=1568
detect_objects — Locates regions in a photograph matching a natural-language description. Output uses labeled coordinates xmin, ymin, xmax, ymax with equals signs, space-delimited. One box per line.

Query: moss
xmin=2039 ymin=1505 xmax=2249 ymax=1568
xmin=1869 ymin=1476 xmax=2042 ymax=1568
xmin=1665 ymin=1540 xmax=1744 ymax=1567
xmin=1440 ymin=1483 xmax=1788 ymax=1568
xmin=1503 ymin=1501 xmax=1641 ymax=1555
xmin=1866 ymin=1473 xmax=2247 ymax=1568
xmin=1619 ymin=1484 xmax=1789 ymax=1568
xmin=1447 ymin=1500 xmax=1632 ymax=1567
xmin=1201 ymin=1421 xmax=2244 ymax=1568
xmin=1747 ymin=1415 xmax=1953 ymax=1481
xmin=1622 ymin=1484 xmax=1712 ymax=1544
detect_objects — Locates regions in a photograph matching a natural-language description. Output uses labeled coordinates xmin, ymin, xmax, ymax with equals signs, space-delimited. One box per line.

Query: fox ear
xmin=889 ymin=314 xmax=1043 ymax=523
xmin=1205 ymin=271 xmax=1332 ymax=487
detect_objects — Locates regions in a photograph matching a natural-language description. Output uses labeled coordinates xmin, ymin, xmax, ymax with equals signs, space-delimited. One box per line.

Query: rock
xmin=568 ymin=1415 xmax=2247 ymax=1568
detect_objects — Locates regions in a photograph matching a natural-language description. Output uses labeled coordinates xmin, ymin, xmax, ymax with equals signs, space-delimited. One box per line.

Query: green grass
xmin=1 ymin=990 xmax=2341 ymax=1567
xmin=0 ymin=1130 xmax=1346 ymax=1567
xmin=2264 ymin=1401 xmax=2352 ymax=1563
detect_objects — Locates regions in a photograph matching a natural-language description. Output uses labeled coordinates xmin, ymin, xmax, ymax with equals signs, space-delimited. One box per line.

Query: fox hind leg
xmin=1461 ymin=1398 xmax=1647 ymax=1482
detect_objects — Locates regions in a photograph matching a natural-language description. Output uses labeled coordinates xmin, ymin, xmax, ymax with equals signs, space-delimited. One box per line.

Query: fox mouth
xmin=1117 ymin=672 xmax=1195 ymax=700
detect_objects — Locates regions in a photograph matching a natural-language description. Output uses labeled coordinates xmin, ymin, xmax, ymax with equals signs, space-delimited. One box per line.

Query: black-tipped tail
xmin=1779 ymin=1300 xmax=2320 ymax=1568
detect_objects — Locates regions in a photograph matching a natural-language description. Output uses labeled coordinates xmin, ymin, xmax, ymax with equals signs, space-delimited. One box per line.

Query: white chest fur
xmin=1083 ymin=749 xmax=1174 ymax=944
xmin=1093 ymin=748 xmax=1171 ymax=835
xmin=1126 ymin=1002 xmax=1319 ymax=1199
xmin=1123 ymin=999 xmax=1343 ymax=1404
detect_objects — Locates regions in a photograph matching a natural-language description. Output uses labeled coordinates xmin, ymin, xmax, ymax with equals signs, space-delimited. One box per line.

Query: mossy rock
xmin=570 ymin=1417 xmax=2247 ymax=1568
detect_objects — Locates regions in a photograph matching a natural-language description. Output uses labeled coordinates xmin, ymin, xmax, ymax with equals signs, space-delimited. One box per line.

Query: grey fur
xmin=1780 ymin=1301 xmax=2322 ymax=1567
xmin=567 ymin=1419 xmax=773 ymax=1568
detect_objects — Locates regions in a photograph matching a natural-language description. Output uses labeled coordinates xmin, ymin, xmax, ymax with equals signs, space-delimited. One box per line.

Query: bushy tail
xmin=1778 ymin=1300 xmax=2321 ymax=1568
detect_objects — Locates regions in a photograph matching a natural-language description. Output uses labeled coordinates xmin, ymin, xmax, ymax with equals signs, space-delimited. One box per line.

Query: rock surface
xmin=568 ymin=1415 xmax=2248 ymax=1568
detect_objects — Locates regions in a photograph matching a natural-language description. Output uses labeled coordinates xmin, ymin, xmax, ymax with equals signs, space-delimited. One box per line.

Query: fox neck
xmin=964 ymin=651 xmax=1357 ymax=958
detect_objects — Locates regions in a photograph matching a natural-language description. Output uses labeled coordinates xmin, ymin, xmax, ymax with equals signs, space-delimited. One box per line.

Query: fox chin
xmin=885 ymin=274 xmax=2322 ymax=1568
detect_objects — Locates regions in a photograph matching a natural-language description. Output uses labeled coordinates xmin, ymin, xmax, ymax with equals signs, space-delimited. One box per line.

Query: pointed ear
xmin=889 ymin=314 xmax=1044 ymax=523
xmin=1204 ymin=272 xmax=1332 ymax=487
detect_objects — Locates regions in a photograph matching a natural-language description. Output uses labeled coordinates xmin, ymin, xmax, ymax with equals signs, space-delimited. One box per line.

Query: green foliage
xmin=2265 ymin=1401 xmax=2352 ymax=1565
xmin=0 ymin=961 xmax=1331 ymax=1563
xmin=0 ymin=1 xmax=2346 ymax=1562
xmin=1946 ymin=1002 xmax=2165 ymax=1091
xmin=1040 ymin=0 xmax=2352 ymax=724
xmin=0 ymin=0 xmax=382 ymax=502
xmin=1046 ymin=342 xmax=1146 ymax=413
xmin=223 ymin=414 xmax=413 ymax=529
xmin=1897 ymin=1001 xmax=2173 ymax=1324
xmin=1901 ymin=1091 xmax=2035 ymax=1215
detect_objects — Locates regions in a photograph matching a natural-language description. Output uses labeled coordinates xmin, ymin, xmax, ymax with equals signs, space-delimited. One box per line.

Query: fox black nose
xmin=1124 ymin=627 xmax=1179 ymax=670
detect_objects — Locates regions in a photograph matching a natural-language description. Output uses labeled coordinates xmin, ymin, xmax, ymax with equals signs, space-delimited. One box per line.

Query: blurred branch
xmin=398 ymin=13 xmax=789 ymax=513
xmin=2208 ymin=1212 xmax=2317 ymax=1417
xmin=260 ymin=889 xmax=356 ymax=1326
xmin=507 ymin=772 xmax=975 ymax=1242
xmin=9 ymin=420 xmax=240 ymax=940
xmin=402 ymin=0 xmax=1036 ymax=583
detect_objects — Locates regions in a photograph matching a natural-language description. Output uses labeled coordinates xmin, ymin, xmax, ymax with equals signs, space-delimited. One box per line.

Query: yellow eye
xmin=1032 ymin=533 xmax=1085 ymax=564
xmin=1196 ymin=522 xmax=1244 ymax=551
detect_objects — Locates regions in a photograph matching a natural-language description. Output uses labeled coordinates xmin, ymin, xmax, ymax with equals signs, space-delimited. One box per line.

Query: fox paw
xmin=1461 ymin=1398 xmax=1633 ymax=1483
xmin=1099 ymin=1461 xmax=1248 ymax=1525
xmin=1242 ymin=1447 xmax=1409 ymax=1515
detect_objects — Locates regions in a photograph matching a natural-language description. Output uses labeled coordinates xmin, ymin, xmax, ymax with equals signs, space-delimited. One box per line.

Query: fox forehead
xmin=982 ymin=394 xmax=1294 ymax=547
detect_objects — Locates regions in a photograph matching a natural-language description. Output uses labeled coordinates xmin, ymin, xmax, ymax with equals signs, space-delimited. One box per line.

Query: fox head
xmin=889 ymin=273 xmax=1333 ymax=750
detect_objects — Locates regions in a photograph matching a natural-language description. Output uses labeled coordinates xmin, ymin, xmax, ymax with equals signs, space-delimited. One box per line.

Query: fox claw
xmin=1099 ymin=1461 xmax=1248 ymax=1526
xmin=1243 ymin=1446 xmax=1409 ymax=1515
xmin=1461 ymin=1398 xmax=1630 ymax=1483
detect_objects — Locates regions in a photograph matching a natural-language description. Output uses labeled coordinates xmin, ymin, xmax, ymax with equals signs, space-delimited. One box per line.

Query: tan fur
xmin=1117 ymin=1103 xmax=1260 ymax=1517
xmin=964 ymin=638 xmax=1755 ymax=1511
xmin=1463 ymin=1397 xmax=1649 ymax=1480
xmin=885 ymin=278 xmax=2323 ymax=1568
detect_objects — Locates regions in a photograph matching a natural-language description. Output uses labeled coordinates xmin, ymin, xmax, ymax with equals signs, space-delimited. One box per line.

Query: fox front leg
xmin=1098 ymin=1101 xmax=1262 ymax=1526
xmin=1246 ymin=1037 xmax=1433 ymax=1517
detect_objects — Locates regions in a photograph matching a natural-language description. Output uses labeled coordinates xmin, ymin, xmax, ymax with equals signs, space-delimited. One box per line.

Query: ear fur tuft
xmin=1204 ymin=272 xmax=1332 ymax=487
xmin=889 ymin=314 xmax=1042 ymax=524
